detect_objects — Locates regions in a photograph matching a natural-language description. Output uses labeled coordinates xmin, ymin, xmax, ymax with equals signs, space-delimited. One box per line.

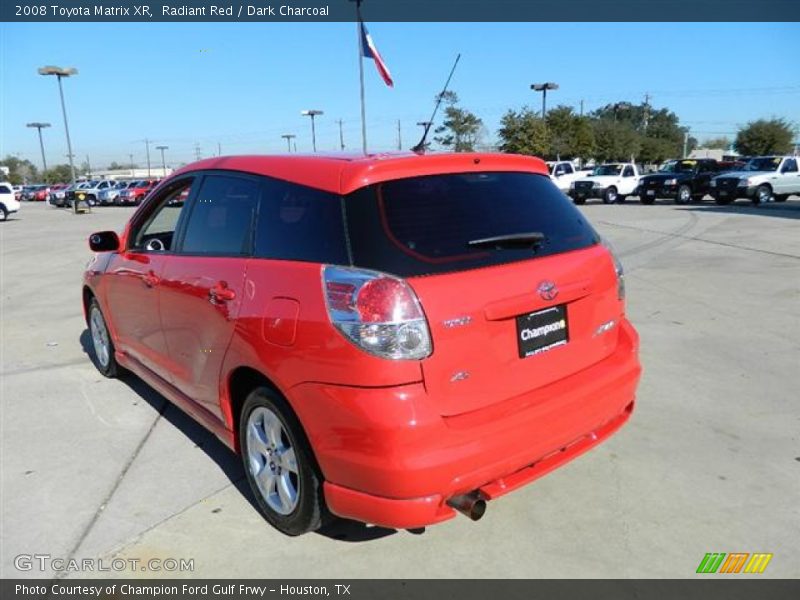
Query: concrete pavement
xmin=1 ymin=199 xmax=798 ymax=578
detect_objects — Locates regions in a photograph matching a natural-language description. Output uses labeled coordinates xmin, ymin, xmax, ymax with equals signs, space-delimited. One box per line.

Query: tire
xmin=86 ymin=195 xmax=97 ymax=207
xmin=774 ymin=194 xmax=788 ymax=203
xmin=602 ymin=187 xmax=618 ymax=204
xmin=0 ymin=205 xmax=7 ymax=221
xmin=616 ymin=195 xmax=627 ymax=204
xmin=88 ymin=299 xmax=120 ymax=378
xmin=240 ymin=387 xmax=328 ymax=536
xmin=753 ymin=184 xmax=771 ymax=205
xmin=572 ymin=196 xmax=586 ymax=205
xmin=675 ymin=184 xmax=692 ymax=205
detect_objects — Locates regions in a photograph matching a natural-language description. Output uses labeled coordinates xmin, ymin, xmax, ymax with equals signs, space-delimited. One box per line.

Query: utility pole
xmin=194 ymin=143 xmax=202 ymax=161
xmin=128 ymin=153 xmax=135 ymax=176
xmin=683 ymin=129 xmax=690 ymax=158
xmin=26 ymin=122 xmax=51 ymax=176
xmin=643 ymin=92 xmax=651 ymax=131
xmin=397 ymin=120 xmax=402 ymax=151
xmin=86 ymin=154 xmax=92 ymax=177
xmin=281 ymin=134 xmax=296 ymax=152
xmin=217 ymin=142 xmax=222 ymax=156
xmin=579 ymin=99 xmax=584 ymax=117
xmin=336 ymin=119 xmax=345 ymax=151
xmin=144 ymin=138 xmax=152 ymax=177
xmin=156 ymin=145 xmax=168 ymax=176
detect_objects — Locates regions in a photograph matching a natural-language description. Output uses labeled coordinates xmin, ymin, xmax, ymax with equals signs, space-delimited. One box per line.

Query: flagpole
xmin=356 ymin=0 xmax=368 ymax=154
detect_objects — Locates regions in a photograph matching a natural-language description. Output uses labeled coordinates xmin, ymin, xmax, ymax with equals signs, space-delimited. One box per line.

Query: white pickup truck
xmin=568 ymin=163 xmax=642 ymax=204
xmin=710 ymin=156 xmax=800 ymax=204
xmin=547 ymin=161 xmax=584 ymax=193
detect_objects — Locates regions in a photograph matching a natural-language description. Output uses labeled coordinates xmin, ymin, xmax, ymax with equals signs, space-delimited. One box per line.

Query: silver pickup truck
xmin=710 ymin=156 xmax=800 ymax=204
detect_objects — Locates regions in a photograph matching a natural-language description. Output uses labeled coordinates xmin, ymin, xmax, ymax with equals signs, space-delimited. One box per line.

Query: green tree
xmin=592 ymin=120 xmax=641 ymax=162
xmin=735 ymin=118 xmax=795 ymax=156
xmin=497 ymin=107 xmax=549 ymax=156
xmin=571 ymin=116 xmax=596 ymax=162
xmin=433 ymin=92 xmax=484 ymax=152
xmin=43 ymin=164 xmax=74 ymax=183
xmin=0 ymin=155 xmax=39 ymax=184
xmin=702 ymin=136 xmax=732 ymax=150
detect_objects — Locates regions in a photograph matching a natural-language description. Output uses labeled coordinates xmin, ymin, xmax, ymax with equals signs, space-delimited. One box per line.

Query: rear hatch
xmin=344 ymin=171 xmax=623 ymax=416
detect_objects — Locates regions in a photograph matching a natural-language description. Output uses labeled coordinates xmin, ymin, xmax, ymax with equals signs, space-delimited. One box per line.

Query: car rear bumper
xmin=290 ymin=318 xmax=641 ymax=528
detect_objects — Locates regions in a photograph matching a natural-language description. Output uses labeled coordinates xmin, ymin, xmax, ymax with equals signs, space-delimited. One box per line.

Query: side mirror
xmin=89 ymin=231 xmax=120 ymax=252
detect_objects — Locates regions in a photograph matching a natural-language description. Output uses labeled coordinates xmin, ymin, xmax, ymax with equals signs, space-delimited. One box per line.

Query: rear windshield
xmin=344 ymin=172 xmax=599 ymax=277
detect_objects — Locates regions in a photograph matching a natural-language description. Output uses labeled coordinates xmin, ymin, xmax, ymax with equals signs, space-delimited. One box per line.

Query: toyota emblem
xmin=537 ymin=280 xmax=558 ymax=301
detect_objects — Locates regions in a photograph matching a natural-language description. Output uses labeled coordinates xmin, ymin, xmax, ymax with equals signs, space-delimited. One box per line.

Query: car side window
xmin=180 ymin=174 xmax=260 ymax=256
xmin=623 ymin=166 xmax=634 ymax=177
xmin=131 ymin=179 xmax=193 ymax=253
xmin=563 ymin=164 xmax=574 ymax=174
xmin=254 ymin=177 xmax=349 ymax=264
xmin=555 ymin=165 xmax=566 ymax=176
xmin=783 ymin=159 xmax=798 ymax=173
xmin=0 ymin=185 xmax=11 ymax=194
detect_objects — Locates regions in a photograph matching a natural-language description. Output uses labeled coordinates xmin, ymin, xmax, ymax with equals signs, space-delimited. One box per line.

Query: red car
xmin=116 ymin=179 xmax=158 ymax=205
xmin=83 ymin=153 xmax=641 ymax=536
xmin=33 ymin=185 xmax=51 ymax=201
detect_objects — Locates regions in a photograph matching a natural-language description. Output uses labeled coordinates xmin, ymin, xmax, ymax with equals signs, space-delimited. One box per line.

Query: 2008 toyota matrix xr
xmin=83 ymin=152 xmax=641 ymax=535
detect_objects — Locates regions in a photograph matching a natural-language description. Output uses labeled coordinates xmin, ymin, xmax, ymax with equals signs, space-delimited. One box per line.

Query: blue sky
xmin=2 ymin=22 xmax=798 ymax=169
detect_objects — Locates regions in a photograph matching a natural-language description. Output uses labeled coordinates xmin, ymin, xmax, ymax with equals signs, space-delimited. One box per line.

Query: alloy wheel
xmin=89 ymin=306 xmax=110 ymax=368
xmin=246 ymin=406 xmax=300 ymax=515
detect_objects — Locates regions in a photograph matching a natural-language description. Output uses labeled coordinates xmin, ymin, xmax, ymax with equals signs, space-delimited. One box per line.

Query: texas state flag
xmin=360 ymin=22 xmax=394 ymax=87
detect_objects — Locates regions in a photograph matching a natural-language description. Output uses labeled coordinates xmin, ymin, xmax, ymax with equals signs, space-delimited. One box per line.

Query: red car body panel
xmin=84 ymin=153 xmax=641 ymax=529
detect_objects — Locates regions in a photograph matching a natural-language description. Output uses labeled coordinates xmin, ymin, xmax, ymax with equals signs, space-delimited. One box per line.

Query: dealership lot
xmin=1 ymin=199 xmax=798 ymax=578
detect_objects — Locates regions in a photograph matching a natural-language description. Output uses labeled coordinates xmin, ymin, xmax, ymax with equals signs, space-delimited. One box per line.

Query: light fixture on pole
xmin=531 ymin=82 xmax=559 ymax=119
xmin=281 ymin=134 xmax=296 ymax=152
xmin=155 ymin=145 xmax=168 ymax=176
xmin=38 ymin=66 xmax=78 ymax=185
xmin=26 ymin=122 xmax=51 ymax=176
xmin=301 ymin=110 xmax=324 ymax=152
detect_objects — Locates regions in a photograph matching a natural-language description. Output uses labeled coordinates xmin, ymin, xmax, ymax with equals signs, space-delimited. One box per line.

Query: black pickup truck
xmin=638 ymin=158 xmax=723 ymax=204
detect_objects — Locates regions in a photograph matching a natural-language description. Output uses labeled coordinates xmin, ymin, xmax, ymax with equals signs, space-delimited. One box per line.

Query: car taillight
xmin=601 ymin=237 xmax=625 ymax=301
xmin=322 ymin=265 xmax=432 ymax=360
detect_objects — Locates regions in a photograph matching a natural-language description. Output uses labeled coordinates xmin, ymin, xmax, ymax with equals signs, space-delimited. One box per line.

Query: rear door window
xmin=254 ymin=177 xmax=349 ymax=264
xmin=179 ymin=174 xmax=260 ymax=256
xmin=345 ymin=172 xmax=599 ymax=277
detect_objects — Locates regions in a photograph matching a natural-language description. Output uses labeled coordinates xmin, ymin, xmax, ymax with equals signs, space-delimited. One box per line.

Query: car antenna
xmin=411 ymin=53 xmax=461 ymax=155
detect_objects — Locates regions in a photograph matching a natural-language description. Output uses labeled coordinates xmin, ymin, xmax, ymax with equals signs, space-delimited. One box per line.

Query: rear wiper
xmin=467 ymin=232 xmax=546 ymax=250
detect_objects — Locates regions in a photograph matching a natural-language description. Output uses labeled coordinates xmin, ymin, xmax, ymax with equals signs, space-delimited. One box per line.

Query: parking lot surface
xmin=1 ymin=199 xmax=799 ymax=578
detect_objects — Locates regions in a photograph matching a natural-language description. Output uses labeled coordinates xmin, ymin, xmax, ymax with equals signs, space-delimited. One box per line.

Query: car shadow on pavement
xmin=79 ymin=329 xmax=409 ymax=543
xmin=679 ymin=201 xmax=800 ymax=220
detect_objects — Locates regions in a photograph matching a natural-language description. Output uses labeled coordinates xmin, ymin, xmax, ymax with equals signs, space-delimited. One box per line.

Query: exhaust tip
xmin=447 ymin=491 xmax=487 ymax=521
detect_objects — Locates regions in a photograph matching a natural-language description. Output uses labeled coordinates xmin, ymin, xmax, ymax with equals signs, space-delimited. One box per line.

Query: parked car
xmin=50 ymin=183 xmax=78 ymax=207
xmin=116 ymin=179 xmax=158 ymax=205
xmin=66 ymin=179 xmax=117 ymax=207
xmin=83 ymin=153 xmax=641 ymax=535
xmin=638 ymin=158 xmax=720 ymax=204
xmin=710 ymin=156 xmax=800 ymax=204
xmin=98 ymin=181 xmax=131 ymax=205
xmin=0 ymin=181 xmax=21 ymax=220
xmin=547 ymin=161 xmax=584 ymax=193
xmin=58 ymin=182 xmax=92 ymax=208
xmin=22 ymin=184 xmax=47 ymax=201
xmin=47 ymin=183 xmax=69 ymax=203
xmin=12 ymin=185 xmax=23 ymax=201
xmin=569 ymin=163 xmax=642 ymax=204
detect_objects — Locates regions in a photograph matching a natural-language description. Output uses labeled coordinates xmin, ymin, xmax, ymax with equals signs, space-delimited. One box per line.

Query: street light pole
xmin=38 ymin=66 xmax=78 ymax=185
xmin=301 ymin=110 xmax=324 ymax=152
xmin=156 ymin=145 xmax=168 ymax=176
xmin=281 ymin=134 xmax=296 ymax=152
xmin=144 ymin=139 xmax=152 ymax=177
xmin=26 ymin=122 xmax=51 ymax=177
xmin=531 ymin=82 xmax=559 ymax=119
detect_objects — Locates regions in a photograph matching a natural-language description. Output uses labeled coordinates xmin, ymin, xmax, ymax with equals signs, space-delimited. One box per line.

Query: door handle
xmin=209 ymin=283 xmax=236 ymax=302
xmin=142 ymin=271 xmax=160 ymax=287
